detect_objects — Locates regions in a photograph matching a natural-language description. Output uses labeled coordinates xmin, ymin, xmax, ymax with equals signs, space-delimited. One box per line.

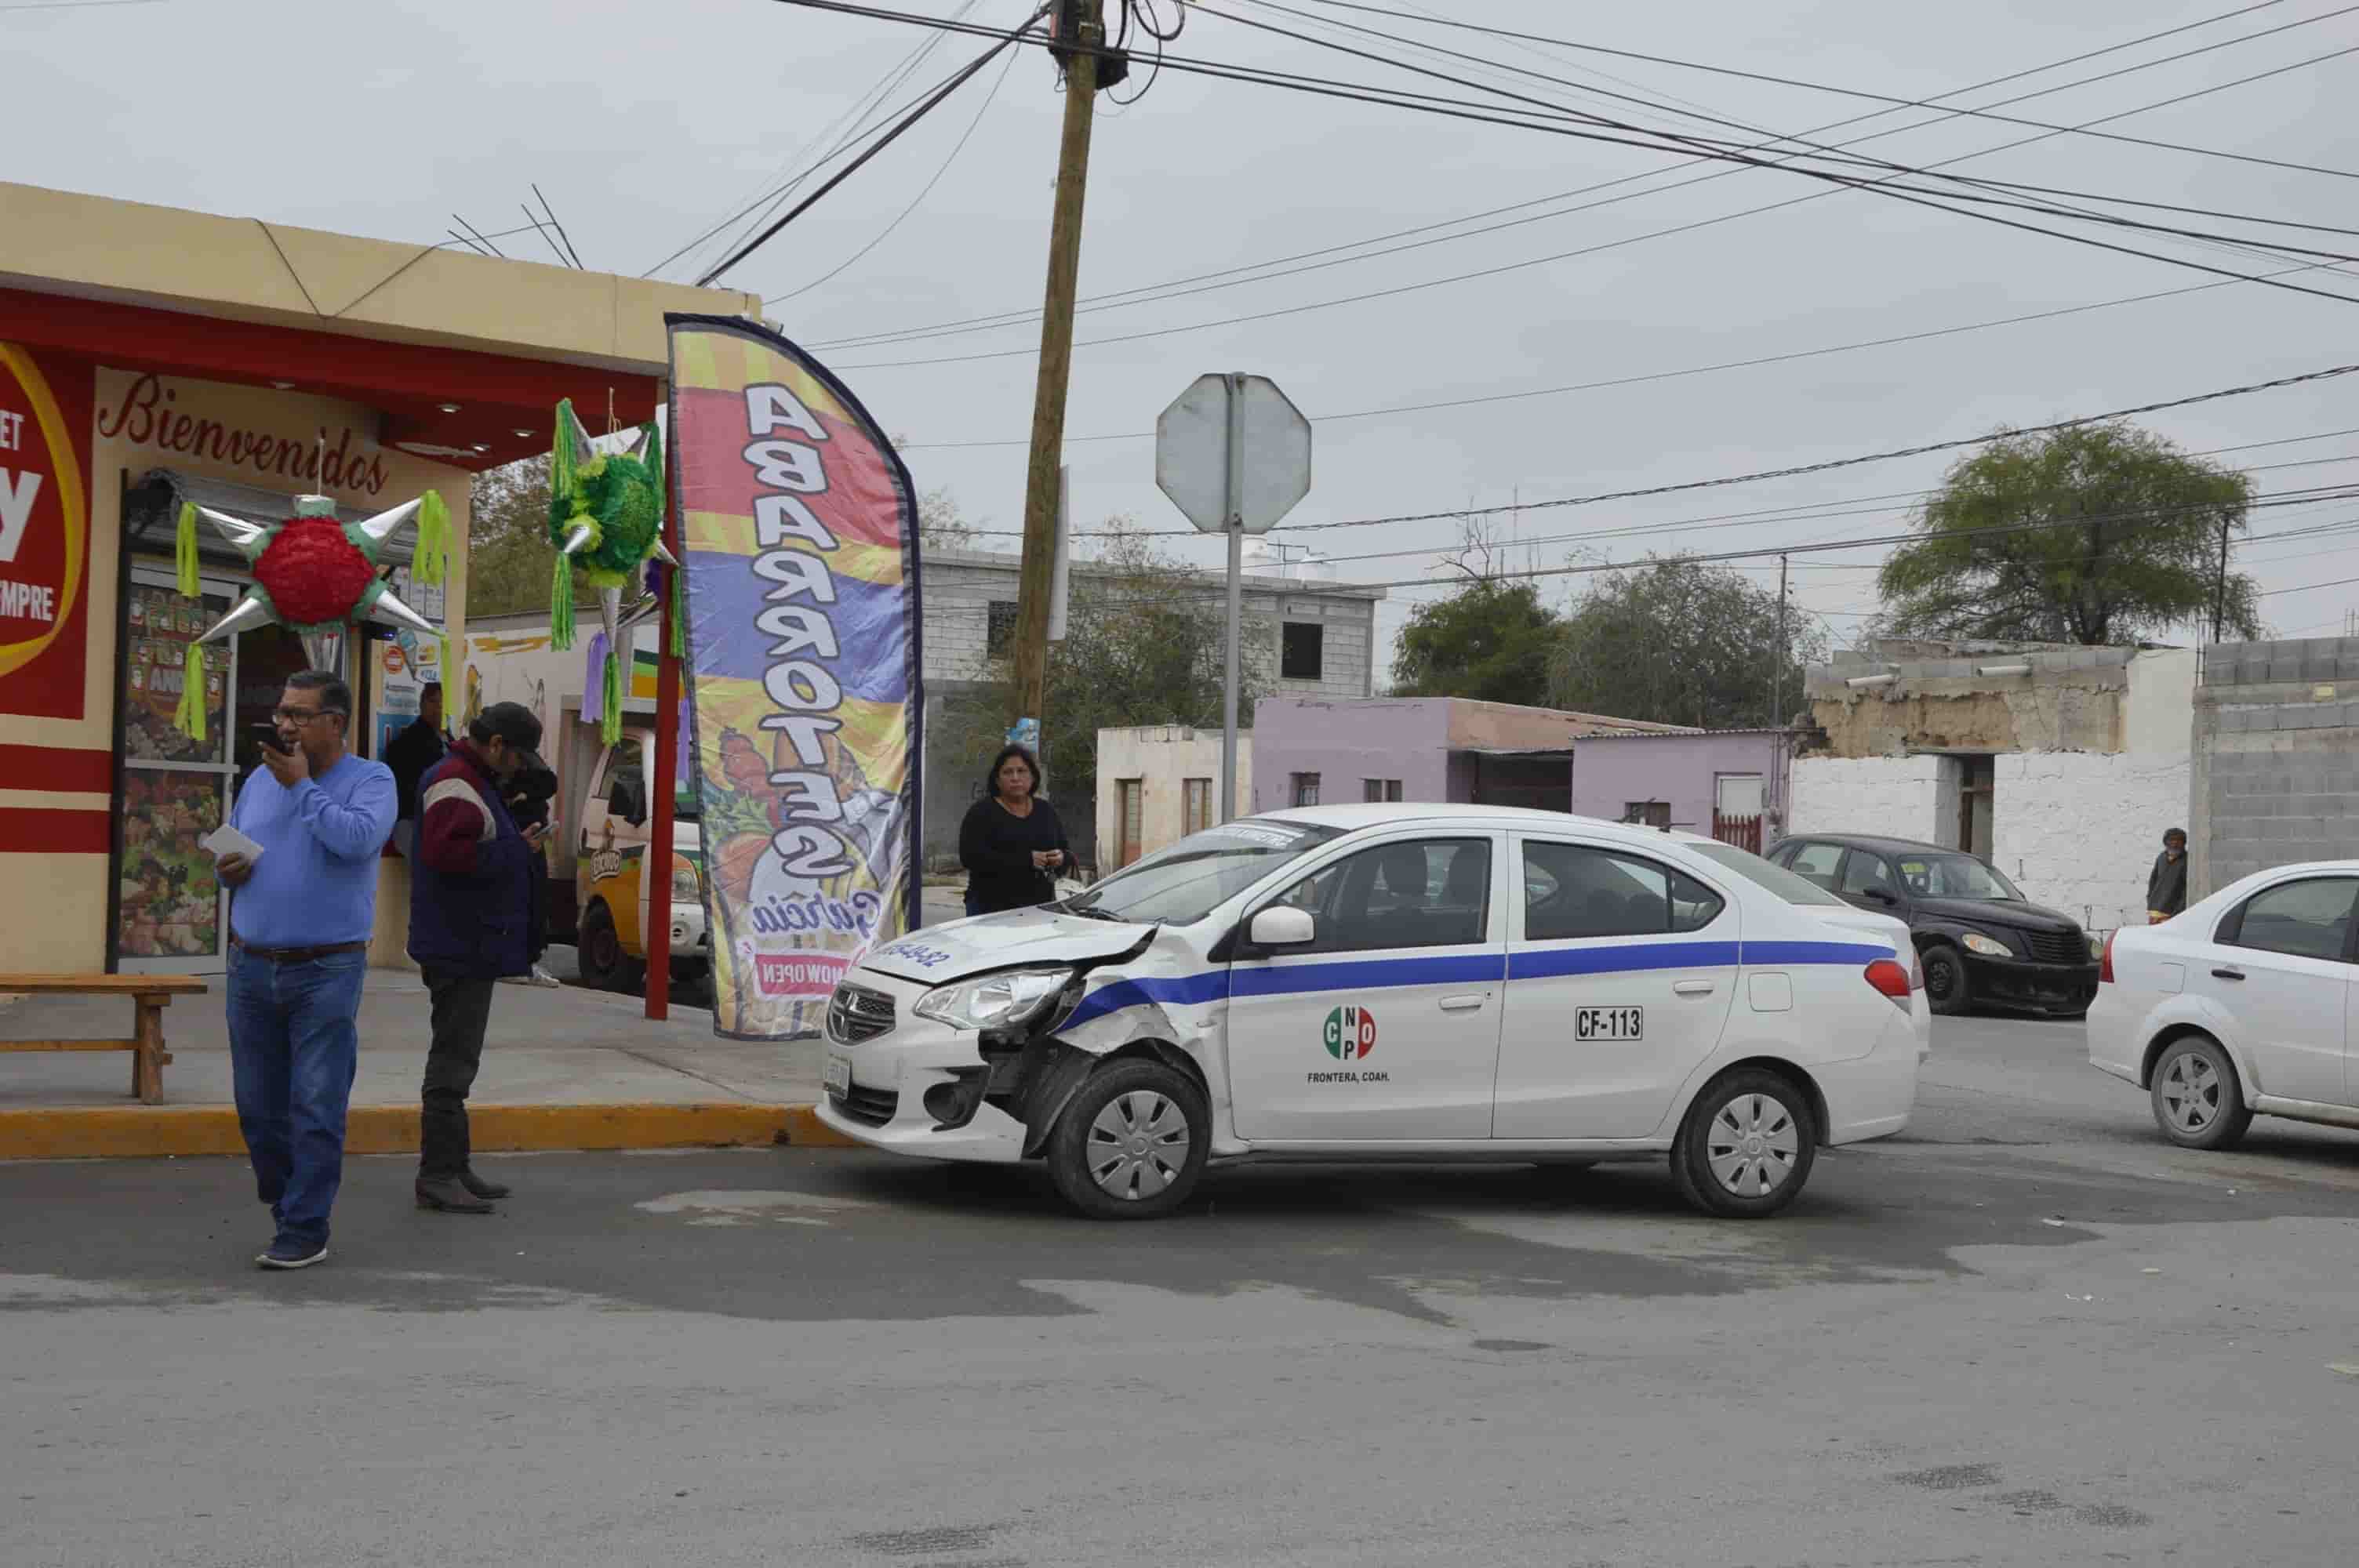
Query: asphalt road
xmin=9 ymin=1015 xmax=2359 ymax=1568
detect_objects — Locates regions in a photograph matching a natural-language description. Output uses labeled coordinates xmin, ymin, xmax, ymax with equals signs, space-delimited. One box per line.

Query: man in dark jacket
xmin=407 ymin=701 xmax=543 ymax=1214
xmin=2147 ymin=827 xmax=2190 ymax=924
xmin=383 ymin=681 xmax=447 ymax=859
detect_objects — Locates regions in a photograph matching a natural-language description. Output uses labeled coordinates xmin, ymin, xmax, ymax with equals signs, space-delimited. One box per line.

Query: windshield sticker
xmin=1308 ymin=1004 xmax=1388 ymax=1084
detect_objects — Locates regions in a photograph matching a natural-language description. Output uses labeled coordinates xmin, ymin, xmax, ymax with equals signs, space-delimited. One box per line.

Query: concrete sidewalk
xmin=0 ymin=966 xmax=839 ymax=1160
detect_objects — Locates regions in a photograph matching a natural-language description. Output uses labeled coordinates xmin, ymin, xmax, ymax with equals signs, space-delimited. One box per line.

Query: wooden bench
xmin=0 ymin=974 xmax=209 ymax=1105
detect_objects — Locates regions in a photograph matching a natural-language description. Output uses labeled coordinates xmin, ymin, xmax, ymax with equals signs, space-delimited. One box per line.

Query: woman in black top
xmin=959 ymin=745 xmax=1071 ymax=917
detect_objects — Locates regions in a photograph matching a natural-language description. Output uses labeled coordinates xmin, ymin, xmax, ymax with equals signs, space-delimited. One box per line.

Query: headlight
xmin=913 ymin=966 xmax=1074 ymax=1032
xmin=671 ymin=855 xmax=700 ymax=902
xmin=1960 ymin=931 xmax=2012 ymax=958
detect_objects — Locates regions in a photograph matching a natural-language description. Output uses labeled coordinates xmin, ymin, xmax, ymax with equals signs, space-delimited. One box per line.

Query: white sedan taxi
xmin=2090 ymin=859 xmax=2359 ymax=1148
xmin=817 ymin=806 xmax=1928 ymax=1219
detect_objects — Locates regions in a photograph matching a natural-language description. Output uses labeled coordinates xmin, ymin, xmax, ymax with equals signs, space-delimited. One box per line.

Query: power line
xmin=794 ymin=5 xmax=2359 ymax=364
xmin=697 ymin=8 xmax=1051 ymax=286
xmin=767 ymin=34 xmax=1024 ymax=303
xmin=1288 ymin=0 xmax=2359 ymax=185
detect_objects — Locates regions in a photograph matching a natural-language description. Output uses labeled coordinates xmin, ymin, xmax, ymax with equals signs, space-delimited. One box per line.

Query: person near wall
xmin=383 ymin=680 xmax=448 ymax=860
xmin=212 ymin=670 xmax=398 ymax=1271
xmin=2146 ymin=826 xmax=2190 ymax=924
xmin=407 ymin=701 xmax=547 ymax=1214
xmin=958 ymin=744 xmax=1070 ymax=918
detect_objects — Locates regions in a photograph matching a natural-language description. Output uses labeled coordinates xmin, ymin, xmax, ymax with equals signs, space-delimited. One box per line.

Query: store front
xmin=0 ymin=184 xmax=754 ymax=975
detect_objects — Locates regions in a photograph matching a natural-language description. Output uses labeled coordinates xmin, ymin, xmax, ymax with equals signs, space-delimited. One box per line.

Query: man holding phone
xmin=213 ymin=670 xmax=398 ymax=1270
xmin=407 ymin=701 xmax=547 ymax=1214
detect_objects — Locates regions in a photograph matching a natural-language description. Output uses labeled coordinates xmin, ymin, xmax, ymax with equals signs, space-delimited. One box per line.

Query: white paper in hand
xmin=201 ymin=822 xmax=264 ymax=862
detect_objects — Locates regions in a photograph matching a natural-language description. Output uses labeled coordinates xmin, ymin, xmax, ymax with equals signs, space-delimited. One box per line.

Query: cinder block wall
xmin=2193 ymin=638 xmax=2359 ymax=898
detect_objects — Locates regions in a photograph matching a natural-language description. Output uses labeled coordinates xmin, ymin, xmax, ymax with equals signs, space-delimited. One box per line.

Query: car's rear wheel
xmin=2149 ymin=1035 xmax=2252 ymax=1150
xmin=1045 ymin=1061 xmax=1209 ymax=1220
xmin=1671 ymin=1068 xmax=1817 ymax=1218
xmin=1921 ymin=942 xmax=1972 ymax=1016
xmin=576 ymin=901 xmax=645 ymax=993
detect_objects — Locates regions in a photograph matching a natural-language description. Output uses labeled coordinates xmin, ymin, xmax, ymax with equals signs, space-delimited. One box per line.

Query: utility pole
xmin=2209 ymin=515 xmax=2232 ymax=644
xmin=1772 ymin=552 xmax=1789 ymax=728
xmin=1010 ymin=0 xmax=1107 ymax=745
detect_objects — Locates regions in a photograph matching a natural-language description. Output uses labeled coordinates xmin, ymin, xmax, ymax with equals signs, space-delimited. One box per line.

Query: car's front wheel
xmin=2149 ymin=1035 xmax=2252 ymax=1150
xmin=1671 ymin=1068 xmax=1818 ymax=1218
xmin=1921 ymin=942 xmax=1972 ymax=1016
xmin=1045 ymin=1060 xmax=1209 ymax=1220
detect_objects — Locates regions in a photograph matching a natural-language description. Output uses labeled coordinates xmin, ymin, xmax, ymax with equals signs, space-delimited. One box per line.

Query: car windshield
xmin=1685 ymin=841 xmax=1845 ymax=907
xmin=1894 ymin=854 xmax=2021 ymax=901
xmin=1067 ymin=818 xmax=1344 ymax=926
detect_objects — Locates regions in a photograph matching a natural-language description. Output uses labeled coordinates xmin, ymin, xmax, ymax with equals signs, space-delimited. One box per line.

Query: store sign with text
xmin=0 ymin=343 xmax=93 ymax=720
xmin=95 ymin=370 xmax=390 ymax=499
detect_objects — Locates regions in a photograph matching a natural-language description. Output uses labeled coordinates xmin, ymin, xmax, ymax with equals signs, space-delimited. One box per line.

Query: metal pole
xmin=1773 ymin=551 xmax=1789 ymax=728
xmin=646 ymin=500 xmax=682 ymax=1022
xmin=1221 ymin=373 xmax=1245 ymax=823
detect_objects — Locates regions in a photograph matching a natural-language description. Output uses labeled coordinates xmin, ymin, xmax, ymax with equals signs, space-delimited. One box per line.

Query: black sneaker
xmin=256 ymin=1237 xmax=328 ymax=1270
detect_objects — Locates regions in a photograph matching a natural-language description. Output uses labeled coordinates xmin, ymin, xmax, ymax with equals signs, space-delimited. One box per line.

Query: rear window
xmin=1687 ymin=841 xmax=1845 ymax=907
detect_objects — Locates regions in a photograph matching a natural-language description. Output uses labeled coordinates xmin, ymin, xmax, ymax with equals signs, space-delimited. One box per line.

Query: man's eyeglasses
xmin=271 ymin=706 xmax=342 ymax=726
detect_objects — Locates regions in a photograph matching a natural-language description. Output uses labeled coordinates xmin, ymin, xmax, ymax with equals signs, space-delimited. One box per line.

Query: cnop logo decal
xmin=1321 ymin=1004 xmax=1376 ymax=1061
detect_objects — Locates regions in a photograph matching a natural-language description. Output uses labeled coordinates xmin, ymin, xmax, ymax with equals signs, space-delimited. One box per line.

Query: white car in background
xmin=818 ymin=806 xmax=1927 ymax=1220
xmin=2089 ymin=860 xmax=2359 ymax=1148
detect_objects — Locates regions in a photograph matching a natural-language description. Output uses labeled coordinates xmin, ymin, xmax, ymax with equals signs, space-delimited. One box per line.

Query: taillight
xmin=1864 ymin=957 xmax=1913 ymax=1010
xmin=2100 ymin=930 xmax=2116 ymax=985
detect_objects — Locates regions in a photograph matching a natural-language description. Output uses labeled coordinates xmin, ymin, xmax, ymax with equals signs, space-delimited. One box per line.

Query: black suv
xmin=1766 ymin=833 xmax=2099 ymax=1018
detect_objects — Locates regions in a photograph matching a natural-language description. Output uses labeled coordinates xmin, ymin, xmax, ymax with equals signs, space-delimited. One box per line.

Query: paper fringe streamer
xmin=173 ymin=643 xmax=207 ymax=742
xmin=174 ymin=502 xmax=199 ymax=598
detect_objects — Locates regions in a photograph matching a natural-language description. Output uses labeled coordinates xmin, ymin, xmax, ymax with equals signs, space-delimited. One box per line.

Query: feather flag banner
xmin=665 ymin=314 xmax=923 ymax=1041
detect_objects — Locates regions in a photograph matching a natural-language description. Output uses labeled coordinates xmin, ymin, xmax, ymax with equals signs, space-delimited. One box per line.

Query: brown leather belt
xmin=231 ymin=937 xmax=368 ymax=963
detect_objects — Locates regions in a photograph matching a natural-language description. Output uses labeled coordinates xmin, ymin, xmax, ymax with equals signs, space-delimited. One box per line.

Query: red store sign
xmin=0 ymin=343 xmax=92 ymax=720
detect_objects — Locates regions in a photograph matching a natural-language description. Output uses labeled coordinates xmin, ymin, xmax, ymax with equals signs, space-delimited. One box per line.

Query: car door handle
xmin=1438 ymin=993 xmax=1488 ymax=1012
xmin=1673 ymin=981 xmax=1716 ymax=996
xmin=2212 ymin=967 xmax=2245 ymax=982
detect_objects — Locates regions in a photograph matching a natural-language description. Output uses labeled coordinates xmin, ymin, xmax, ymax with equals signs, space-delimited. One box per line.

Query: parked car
xmin=818 ymin=806 xmax=1928 ymax=1221
xmin=1766 ymin=833 xmax=2099 ymax=1018
xmin=2089 ymin=859 xmax=2359 ymax=1149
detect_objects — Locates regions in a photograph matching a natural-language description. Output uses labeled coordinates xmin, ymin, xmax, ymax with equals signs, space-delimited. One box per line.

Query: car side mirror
xmin=1250 ymin=906 xmax=1315 ymax=947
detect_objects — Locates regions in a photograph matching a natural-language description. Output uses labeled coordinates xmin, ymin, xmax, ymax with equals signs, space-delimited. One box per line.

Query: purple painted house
xmin=1249 ymin=696 xmax=1689 ymax=815
xmin=1565 ymin=728 xmax=1795 ymax=848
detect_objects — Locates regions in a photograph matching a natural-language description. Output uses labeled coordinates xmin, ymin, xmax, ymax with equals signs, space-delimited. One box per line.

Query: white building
xmin=1096 ymin=727 xmax=1252 ymax=870
xmin=1787 ymin=641 xmax=2196 ymax=937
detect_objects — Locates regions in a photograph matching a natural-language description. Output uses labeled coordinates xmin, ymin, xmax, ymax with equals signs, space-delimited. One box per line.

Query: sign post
xmin=1155 ymin=373 xmax=1310 ymax=822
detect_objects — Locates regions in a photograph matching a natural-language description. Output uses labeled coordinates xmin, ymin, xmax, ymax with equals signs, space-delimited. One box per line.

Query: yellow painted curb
xmin=0 ymin=1102 xmax=860 ymax=1161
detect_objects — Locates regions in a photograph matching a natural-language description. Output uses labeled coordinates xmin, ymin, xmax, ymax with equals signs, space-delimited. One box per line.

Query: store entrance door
xmin=113 ymin=564 xmax=306 ymax=975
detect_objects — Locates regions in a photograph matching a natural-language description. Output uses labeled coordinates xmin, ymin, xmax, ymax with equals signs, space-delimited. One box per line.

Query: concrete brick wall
xmin=1990 ymin=751 xmax=2190 ymax=937
xmin=2194 ymin=638 xmax=2359 ymax=897
xmin=1787 ymin=756 xmax=1943 ymax=841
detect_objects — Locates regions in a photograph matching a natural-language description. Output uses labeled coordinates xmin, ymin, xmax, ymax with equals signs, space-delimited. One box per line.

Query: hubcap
xmin=1926 ymin=956 xmax=1958 ymax=1000
xmin=1705 ymin=1092 xmax=1800 ymax=1198
xmin=2158 ymin=1051 xmax=2221 ymax=1133
xmin=1085 ymin=1090 xmax=1190 ymax=1200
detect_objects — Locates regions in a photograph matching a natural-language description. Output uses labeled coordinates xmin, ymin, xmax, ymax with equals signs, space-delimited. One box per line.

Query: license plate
xmin=823 ymin=1053 xmax=852 ymax=1096
xmin=1576 ymin=1007 xmax=1643 ymax=1042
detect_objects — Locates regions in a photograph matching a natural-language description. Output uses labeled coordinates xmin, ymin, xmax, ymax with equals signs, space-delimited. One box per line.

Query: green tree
xmin=463 ymin=453 xmax=588 ymax=619
xmin=1876 ymin=422 xmax=2260 ymax=645
xmin=1391 ymin=575 xmax=1562 ymax=702
xmin=939 ymin=520 xmax=1271 ymax=855
xmin=1547 ymin=557 xmax=1826 ymax=729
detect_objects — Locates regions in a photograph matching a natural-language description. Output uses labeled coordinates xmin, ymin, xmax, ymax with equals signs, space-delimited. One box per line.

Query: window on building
xmin=1117 ymin=779 xmax=1144 ymax=867
xmin=1362 ymin=779 xmax=1403 ymax=803
xmin=1291 ymin=771 xmax=1321 ymax=808
xmin=1183 ymin=778 xmax=1212 ymax=837
xmin=1281 ymin=622 xmax=1324 ymax=681
xmin=987 ymin=601 xmax=1019 ymax=658
xmin=1623 ymin=800 xmax=1670 ymax=829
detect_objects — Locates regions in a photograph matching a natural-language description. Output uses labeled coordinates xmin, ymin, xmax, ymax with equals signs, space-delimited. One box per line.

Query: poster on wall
xmin=666 ymin=314 xmax=923 ymax=1042
xmin=0 ymin=343 xmax=94 ymax=719
xmin=118 ymin=770 xmax=225 ymax=959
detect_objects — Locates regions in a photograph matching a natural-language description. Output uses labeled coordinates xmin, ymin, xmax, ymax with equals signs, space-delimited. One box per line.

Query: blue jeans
xmin=226 ymin=946 xmax=366 ymax=1249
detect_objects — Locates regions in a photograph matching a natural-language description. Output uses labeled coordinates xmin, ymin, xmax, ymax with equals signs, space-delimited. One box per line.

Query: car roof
xmin=1776 ymin=832 xmax=1960 ymax=856
xmin=1263 ymin=803 xmax=1720 ymax=853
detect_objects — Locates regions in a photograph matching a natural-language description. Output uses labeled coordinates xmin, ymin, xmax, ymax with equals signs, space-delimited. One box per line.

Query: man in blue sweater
xmin=213 ymin=670 xmax=396 ymax=1270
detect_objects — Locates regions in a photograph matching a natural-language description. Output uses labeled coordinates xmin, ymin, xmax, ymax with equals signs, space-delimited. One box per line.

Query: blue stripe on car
xmin=1061 ymin=940 xmax=1890 ymax=1028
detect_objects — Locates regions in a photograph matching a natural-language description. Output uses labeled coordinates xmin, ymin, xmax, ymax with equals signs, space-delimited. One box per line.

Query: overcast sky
xmin=14 ymin=0 xmax=2357 ymax=685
